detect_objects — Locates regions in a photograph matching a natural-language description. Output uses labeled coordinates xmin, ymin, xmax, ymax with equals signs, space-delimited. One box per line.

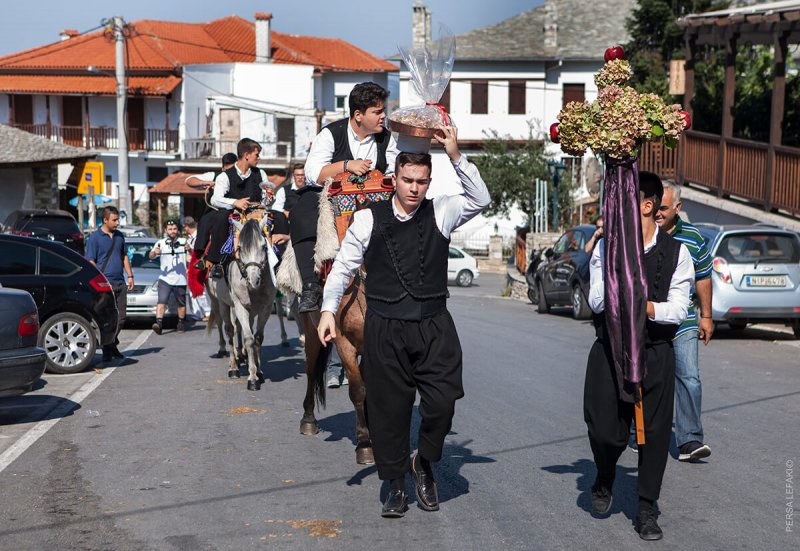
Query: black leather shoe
xmin=298 ymin=282 xmax=322 ymax=313
xmin=590 ymin=479 xmax=613 ymax=515
xmin=412 ymin=454 xmax=439 ymax=511
xmin=152 ymin=322 xmax=162 ymax=335
xmin=209 ymin=264 xmax=224 ymax=280
xmin=101 ymin=348 xmax=113 ymax=362
xmin=381 ymin=489 xmax=408 ymax=518
xmin=111 ymin=346 xmax=125 ymax=359
xmin=636 ymin=508 xmax=663 ymax=541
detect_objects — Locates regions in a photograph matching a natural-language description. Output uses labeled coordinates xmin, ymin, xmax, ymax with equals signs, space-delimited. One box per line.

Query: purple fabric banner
xmin=602 ymin=156 xmax=647 ymax=403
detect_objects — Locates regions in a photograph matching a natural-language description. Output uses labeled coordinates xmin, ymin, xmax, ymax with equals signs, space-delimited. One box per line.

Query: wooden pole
xmin=717 ymin=32 xmax=737 ymax=198
xmin=87 ymin=185 xmax=96 ymax=230
xmin=764 ymin=31 xmax=788 ymax=212
xmin=679 ymin=34 xmax=697 ymax=186
xmin=157 ymin=197 xmax=163 ymax=231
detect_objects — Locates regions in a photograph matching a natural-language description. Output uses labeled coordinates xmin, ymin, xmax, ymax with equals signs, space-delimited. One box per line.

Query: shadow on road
xmin=542 ymin=459 xmax=639 ymax=523
xmin=713 ymin=326 xmax=797 ymax=342
xmin=261 ymin=343 xmax=305 ymax=383
xmin=0 ymin=395 xmax=80 ymax=426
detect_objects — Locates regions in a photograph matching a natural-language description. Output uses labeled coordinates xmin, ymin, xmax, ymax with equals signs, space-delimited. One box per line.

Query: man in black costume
xmin=583 ymin=172 xmax=693 ymax=541
xmin=293 ymin=82 xmax=399 ymax=312
xmin=317 ymin=125 xmax=490 ymax=518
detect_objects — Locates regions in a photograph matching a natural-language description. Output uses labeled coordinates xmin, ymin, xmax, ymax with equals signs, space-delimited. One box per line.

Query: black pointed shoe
xmin=298 ymin=282 xmax=322 ymax=313
xmin=411 ymin=454 xmax=439 ymax=511
xmin=381 ymin=489 xmax=408 ymax=518
xmin=636 ymin=508 xmax=663 ymax=541
xmin=590 ymin=479 xmax=613 ymax=516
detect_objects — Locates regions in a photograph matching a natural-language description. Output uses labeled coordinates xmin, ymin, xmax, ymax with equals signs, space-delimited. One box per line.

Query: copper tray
xmin=387 ymin=119 xmax=445 ymax=139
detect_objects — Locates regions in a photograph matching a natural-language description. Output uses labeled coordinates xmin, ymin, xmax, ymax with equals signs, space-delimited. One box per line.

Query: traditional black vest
xmin=284 ymin=187 xmax=300 ymax=212
xmin=593 ymin=229 xmax=682 ymax=345
xmin=324 ymin=118 xmax=390 ymax=173
xmin=364 ymin=198 xmax=449 ymax=320
xmin=224 ymin=165 xmax=263 ymax=202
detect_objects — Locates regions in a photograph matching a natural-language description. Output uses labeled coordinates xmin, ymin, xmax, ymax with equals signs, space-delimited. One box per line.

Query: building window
xmin=147 ymin=166 xmax=168 ymax=183
xmin=335 ymin=95 xmax=347 ymax=111
xmin=562 ymin=83 xmax=585 ymax=107
xmin=508 ymin=80 xmax=526 ymax=115
xmin=471 ymin=80 xmax=488 ymax=114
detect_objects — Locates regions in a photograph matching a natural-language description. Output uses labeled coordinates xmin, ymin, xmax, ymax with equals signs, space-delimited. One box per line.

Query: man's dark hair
xmin=237 ymin=138 xmax=261 ymax=159
xmin=101 ymin=205 xmax=119 ymax=221
xmin=595 ymin=214 xmax=603 ymax=224
xmin=222 ymin=153 xmax=238 ymax=165
xmin=291 ymin=163 xmax=305 ymax=173
xmin=183 ymin=216 xmax=197 ymax=229
xmin=638 ymin=171 xmax=663 ymax=213
xmin=395 ymin=152 xmax=432 ymax=176
xmin=349 ymin=82 xmax=389 ymax=117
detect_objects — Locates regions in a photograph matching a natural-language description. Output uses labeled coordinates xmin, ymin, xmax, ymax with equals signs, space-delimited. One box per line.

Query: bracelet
xmin=700 ymin=316 xmax=712 ymax=319
xmin=343 ymin=159 xmax=348 ymax=172
xmin=128 ymin=275 xmax=134 ymax=279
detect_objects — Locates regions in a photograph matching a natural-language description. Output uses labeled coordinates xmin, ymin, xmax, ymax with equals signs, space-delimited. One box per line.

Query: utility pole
xmin=114 ymin=16 xmax=131 ymax=224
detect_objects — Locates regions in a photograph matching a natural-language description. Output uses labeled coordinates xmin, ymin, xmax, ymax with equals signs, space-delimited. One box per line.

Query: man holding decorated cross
xmin=583 ymin=171 xmax=692 ymax=541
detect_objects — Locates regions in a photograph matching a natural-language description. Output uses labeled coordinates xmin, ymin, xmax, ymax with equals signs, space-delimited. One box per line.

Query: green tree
xmin=472 ymin=128 xmax=550 ymax=224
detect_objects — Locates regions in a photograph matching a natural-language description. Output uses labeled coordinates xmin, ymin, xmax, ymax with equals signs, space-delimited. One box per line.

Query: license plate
xmin=746 ymin=275 xmax=786 ymax=287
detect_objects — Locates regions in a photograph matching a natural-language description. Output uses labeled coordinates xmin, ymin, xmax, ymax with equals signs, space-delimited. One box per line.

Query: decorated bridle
xmin=231 ymin=213 xmax=272 ymax=279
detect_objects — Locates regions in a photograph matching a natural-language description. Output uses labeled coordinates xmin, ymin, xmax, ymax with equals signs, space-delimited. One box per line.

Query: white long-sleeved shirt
xmin=210 ymin=165 xmax=269 ymax=209
xmin=588 ymin=226 xmax=693 ymax=325
xmin=321 ymin=154 xmax=491 ymax=314
xmin=271 ymin=182 xmax=298 ymax=212
xmin=305 ymin=121 xmax=399 ymax=185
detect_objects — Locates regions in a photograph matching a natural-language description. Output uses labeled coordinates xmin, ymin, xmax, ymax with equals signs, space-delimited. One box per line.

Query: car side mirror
xmin=544 ymin=247 xmax=554 ymax=258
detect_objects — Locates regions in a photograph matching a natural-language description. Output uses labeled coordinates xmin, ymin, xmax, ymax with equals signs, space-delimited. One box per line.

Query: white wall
xmin=181 ymin=64 xmax=234 ymax=142
xmin=232 ymin=63 xmax=315 ymax=108
xmin=0 ymin=168 xmax=35 ymax=223
xmin=87 ymin=97 xmax=116 ymax=127
xmin=317 ymin=71 xmax=391 ymax=113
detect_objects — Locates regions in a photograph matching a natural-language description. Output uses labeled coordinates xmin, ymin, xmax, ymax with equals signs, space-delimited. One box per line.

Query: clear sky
xmin=0 ymin=0 xmax=541 ymax=60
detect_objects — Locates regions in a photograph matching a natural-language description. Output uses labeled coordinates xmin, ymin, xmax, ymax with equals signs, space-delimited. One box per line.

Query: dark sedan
xmin=526 ymin=225 xmax=597 ymax=320
xmin=0 ymin=235 xmax=118 ymax=374
xmin=0 ymin=288 xmax=46 ymax=397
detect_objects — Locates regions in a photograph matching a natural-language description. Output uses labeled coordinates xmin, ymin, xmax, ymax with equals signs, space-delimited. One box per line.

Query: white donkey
xmin=228 ymin=216 xmax=278 ymax=390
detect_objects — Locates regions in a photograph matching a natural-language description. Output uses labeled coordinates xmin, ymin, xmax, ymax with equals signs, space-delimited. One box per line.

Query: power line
xmin=0 ymin=22 xmax=107 ymax=68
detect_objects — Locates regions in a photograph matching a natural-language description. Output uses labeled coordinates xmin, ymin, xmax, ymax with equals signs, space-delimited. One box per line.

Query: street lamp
xmin=547 ymin=159 xmax=567 ymax=232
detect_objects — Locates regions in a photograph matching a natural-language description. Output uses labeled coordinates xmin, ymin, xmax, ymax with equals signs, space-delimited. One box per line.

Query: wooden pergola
xmin=678 ymin=0 xmax=800 ymax=215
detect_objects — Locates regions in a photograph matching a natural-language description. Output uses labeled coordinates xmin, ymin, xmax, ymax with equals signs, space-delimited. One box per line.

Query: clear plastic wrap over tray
xmin=388 ymin=25 xmax=455 ymax=137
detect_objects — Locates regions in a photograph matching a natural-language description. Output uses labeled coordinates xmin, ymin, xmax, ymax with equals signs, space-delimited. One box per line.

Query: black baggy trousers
xmin=583 ymin=339 xmax=675 ymax=503
xmin=363 ymin=309 xmax=464 ymax=480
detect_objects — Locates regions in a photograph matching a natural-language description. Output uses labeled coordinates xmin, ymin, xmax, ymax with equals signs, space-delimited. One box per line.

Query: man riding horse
xmin=292 ymin=82 xmax=399 ymax=312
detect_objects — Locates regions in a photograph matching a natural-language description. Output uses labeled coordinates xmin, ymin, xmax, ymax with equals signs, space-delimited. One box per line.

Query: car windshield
xmin=127 ymin=242 xmax=160 ymax=269
xmin=19 ymin=216 xmax=79 ymax=234
xmin=716 ymin=233 xmax=800 ymax=264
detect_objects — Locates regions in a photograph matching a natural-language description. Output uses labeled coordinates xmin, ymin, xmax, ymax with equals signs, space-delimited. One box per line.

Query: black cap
xmin=222 ymin=153 xmax=238 ymax=166
xmin=638 ymin=171 xmax=663 ymax=201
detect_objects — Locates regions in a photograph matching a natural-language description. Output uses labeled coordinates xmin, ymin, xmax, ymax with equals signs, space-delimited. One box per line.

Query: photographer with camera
xmin=149 ymin=220 xmax=188 ymax=335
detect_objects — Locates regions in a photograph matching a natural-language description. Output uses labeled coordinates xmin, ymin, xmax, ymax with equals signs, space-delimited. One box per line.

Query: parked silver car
xmin=0 ymin=288 xmax=46 ymax=397
xmin=125 ymin=238 xmax=178 ymax=321
xmin=696 ymin=224 xmax=800 ymax=337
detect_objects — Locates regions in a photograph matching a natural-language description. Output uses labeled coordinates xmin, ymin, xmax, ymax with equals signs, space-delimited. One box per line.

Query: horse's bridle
xmin=235 ymin=240 xmax=270 ymax=279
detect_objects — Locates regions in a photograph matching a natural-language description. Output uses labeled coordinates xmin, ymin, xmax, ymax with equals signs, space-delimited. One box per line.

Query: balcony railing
xmin=183 ymin=138 xmax=293 ymax=162
xmin=12 ymin=123 xmax=179 ymax=153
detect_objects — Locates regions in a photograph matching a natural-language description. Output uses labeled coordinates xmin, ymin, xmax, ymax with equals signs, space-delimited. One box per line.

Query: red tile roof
xmin=151 ymin=171 xmax=284 ymax=195
xmin=0 ymin=16 xmax=397 ymax=73
xmin=0 ymin=74 xmax=181 ymax=96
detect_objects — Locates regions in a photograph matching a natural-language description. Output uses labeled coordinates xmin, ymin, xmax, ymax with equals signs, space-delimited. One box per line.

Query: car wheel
xmin=572 ymin=285 xmax=592 ymax=320
xmin=38 ymin=313 xmax=97 ymax=374
xmin=537 ymin=281 xmax=550 ymax=314
xmin=527 ymin=284 xmax=539 ymax=304
xmin=456 ymin=269 xmax=473 ymax=287
xmin=793 ymin=323 xmax=800 ymax=339
xmin=728 ymin=321 xmax=747 ymax=331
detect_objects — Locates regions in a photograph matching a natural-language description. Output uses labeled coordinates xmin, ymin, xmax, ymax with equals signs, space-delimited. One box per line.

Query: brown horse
xmin=297 ymin=271 xmax=373 ymax=465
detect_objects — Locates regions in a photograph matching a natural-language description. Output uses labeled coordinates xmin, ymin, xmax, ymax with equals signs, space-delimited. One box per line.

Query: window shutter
xmin=471 ymin=80 xmax=488 ymax=114
xmin=508 ymin=80 xmax=526 ymax=115
xmin=562 ymin=84 xmax=585 ymax=107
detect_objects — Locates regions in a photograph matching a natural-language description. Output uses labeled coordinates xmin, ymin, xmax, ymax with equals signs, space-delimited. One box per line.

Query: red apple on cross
xmin=549 ymin=122 xmax=560 ymax=143
xmin=680 ymin=110 xmax=692 ymax=130
xmin=604 ymin=45 xmax=625 ymax=62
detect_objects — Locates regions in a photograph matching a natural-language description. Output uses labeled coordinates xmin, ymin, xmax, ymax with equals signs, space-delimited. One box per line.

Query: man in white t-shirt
xmin=149 ymin=220 xmax=188 ymax=335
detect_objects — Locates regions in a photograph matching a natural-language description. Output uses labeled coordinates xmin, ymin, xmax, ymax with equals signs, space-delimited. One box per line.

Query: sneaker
xmin=678 ymin=441 xmax=711 ymax=462
xmin=177 ymin=321 xmax=185 ymax=333
xmin=341 ymin=373 xmax=349 ymax=386
xmin=590 ymin=479 xmax=613 ymax=515
xmin=327 ymin=373 xmax=340 ymax=388
xmin=152 ymin=322 xmax=162 ymax=335
xmin=635 ymin=508 xmax=663 ymax=541
xmin=298 ymin=334 xmax=306 ymax=346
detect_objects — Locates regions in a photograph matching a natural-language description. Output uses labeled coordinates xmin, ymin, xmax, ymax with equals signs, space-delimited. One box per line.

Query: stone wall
xmin=32 ymin=166 xmax=59 ymax=210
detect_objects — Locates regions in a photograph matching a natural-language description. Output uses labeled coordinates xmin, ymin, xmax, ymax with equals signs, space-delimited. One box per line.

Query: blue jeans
xmin=673 ymin=331 xmax=703 ymax=447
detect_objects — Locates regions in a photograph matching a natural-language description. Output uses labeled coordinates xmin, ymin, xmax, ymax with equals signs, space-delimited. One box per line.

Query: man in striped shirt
xmin=656 ymin=179 xmax=714 ymax=462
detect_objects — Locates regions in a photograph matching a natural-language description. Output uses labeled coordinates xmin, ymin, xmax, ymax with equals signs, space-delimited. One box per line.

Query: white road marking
xmin=0 ymin=330 xmax=152 ymax=474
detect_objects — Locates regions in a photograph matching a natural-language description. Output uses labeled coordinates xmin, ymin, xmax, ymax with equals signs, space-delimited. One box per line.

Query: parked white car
xmin=447 ymin=246 xmax=480 ymax=287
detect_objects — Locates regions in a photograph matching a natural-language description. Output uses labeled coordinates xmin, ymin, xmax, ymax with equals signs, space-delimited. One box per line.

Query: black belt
xmin=367 ymin=296 xmax=447 ymax=321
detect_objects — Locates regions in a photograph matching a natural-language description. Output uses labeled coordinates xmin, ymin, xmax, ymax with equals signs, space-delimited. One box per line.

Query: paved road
xmin=0 ymin=273 xmax=798 ymax=549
